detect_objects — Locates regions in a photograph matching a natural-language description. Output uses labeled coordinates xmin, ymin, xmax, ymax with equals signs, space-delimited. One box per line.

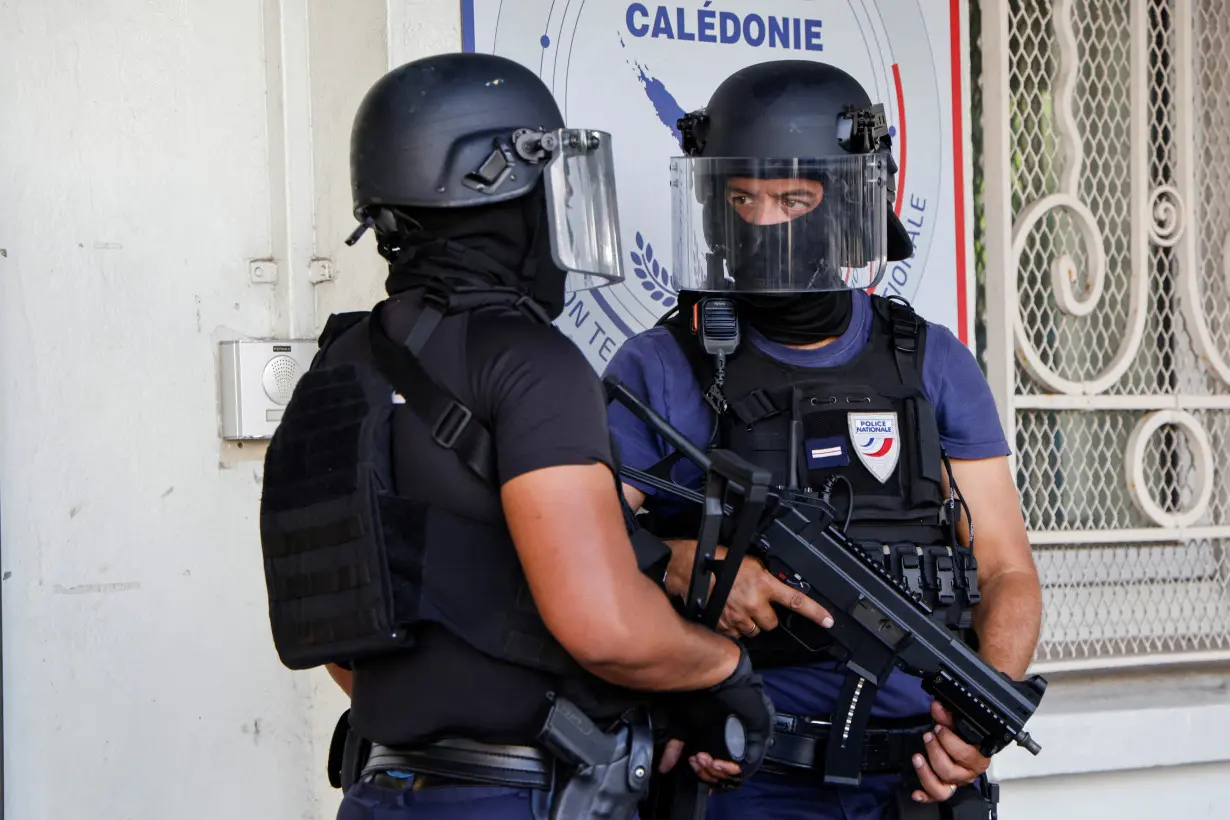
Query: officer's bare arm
xmin=503 ymin=463 xmax=741 ymax=691
xmin=907 ymin=455 xmax=1042 ymax=802
xmin=946 ymin=456 xmax=1042 ymax=679
xmin=620 ymin=484 xmax=834 ymax=638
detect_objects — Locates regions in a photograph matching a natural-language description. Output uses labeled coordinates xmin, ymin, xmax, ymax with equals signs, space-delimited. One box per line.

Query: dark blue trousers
xmin=705 ymin=771 xmax=902 ymax=820
xmin=337 ymin=771 xmax=905 ymax=819
xmin=337 ymin=780 xmax=543 ymax=819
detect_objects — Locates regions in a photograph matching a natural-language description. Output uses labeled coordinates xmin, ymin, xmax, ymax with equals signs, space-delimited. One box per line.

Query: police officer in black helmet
xmin=606 ymin=60 xmax=1042 ymax=819
xmin=258 ymin=52 xmax=776 ymax=820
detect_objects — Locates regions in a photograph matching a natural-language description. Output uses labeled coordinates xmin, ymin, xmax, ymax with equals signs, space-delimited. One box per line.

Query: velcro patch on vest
xmin=849 ymin=412 xmax=901 ymax=484
xmin=805 ymin=436 xmax=850 ymax=469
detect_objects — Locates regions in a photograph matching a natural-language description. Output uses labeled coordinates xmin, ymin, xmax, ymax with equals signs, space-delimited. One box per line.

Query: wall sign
xmin=450 ymin=0 xmax=974 ymax=369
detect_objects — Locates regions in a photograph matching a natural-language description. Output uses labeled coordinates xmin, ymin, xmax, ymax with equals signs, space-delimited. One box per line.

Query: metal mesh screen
xmin=1016 ymin=410 xmax=1230 ymax=533
xmin=1036 ymin=540 xmax=1230 ymax=658
xmin=1010 ymin=1 xmax=1135 ymax=395
xmin=1196 ymin=1 xmax=1230 ymax=374
xmin=980 ymin=0 xmax=1230 ymax=668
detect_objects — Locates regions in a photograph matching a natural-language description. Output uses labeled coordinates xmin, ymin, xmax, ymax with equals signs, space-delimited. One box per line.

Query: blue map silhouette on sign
xmin=633 ymin=62 xmax=685 ymax=144
xmin=616 ymin=27 xmax=686 ymax=140
xmin=620 ymin=41 xmax=685 ymax=310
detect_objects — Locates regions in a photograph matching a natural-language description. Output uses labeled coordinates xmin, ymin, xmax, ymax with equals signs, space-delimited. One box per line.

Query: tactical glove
xmin=673 ymin=642 xmax=775 ymax=788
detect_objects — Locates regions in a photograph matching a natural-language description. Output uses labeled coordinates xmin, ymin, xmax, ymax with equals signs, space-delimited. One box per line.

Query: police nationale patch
xmin=848 ymin=412 xmax=901 ymax=483
xmin=805 ymin=436 xmax=850 ymax=470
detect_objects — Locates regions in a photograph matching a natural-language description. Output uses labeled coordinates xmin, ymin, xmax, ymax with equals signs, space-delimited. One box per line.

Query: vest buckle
xmin=733 ymin=388 xmax=780 ymax=425
xmin=885 ymin=296 xmax=920 ymax=354
xmin=432 ymin=400 xmax=474 ymax=449
xmin=935 ymin=554 xmax=957 ymax=606
xmin=892 ymin=325 xmax=918 ymax=354
xmin=900 ymin=551 xmax=924 ymax=598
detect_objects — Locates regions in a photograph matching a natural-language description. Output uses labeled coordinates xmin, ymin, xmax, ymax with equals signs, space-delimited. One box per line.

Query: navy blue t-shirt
xmin=603 ymin=291 xmax=1011 ymax=719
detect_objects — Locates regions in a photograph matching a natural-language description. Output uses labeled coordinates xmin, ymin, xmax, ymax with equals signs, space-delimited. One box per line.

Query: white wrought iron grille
xmin=979 ymin=0 xmax=1230 ymax=671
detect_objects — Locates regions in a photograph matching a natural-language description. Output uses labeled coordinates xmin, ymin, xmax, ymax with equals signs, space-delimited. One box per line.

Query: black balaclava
xmin=381 ymin=182 xmax=570 ymax=319
xmin=734 ymin=291 xmax=853 ymax=346
xmin=709 ymin=175 xmax=855 ymax=346
xmin=722 ymin=201 xmax=846 ymax=292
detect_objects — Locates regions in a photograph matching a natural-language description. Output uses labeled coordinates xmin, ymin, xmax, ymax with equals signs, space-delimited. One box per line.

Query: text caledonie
xmin=626 ymin=3 xmax=824 ymax=51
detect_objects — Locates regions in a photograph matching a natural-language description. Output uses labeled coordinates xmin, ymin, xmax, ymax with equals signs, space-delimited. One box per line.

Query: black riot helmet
xmin=347 ymin=52 xmax=625 ymax=299
xmin=671 ymin=60 xmax=912 ymax=295
xmin=350 ymin=52 xmax=563 ymax=215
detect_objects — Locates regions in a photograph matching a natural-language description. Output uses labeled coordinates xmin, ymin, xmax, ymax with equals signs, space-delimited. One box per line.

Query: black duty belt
xmin=361 ymin=737 xmax=554 ymax=791
xmin=763 ymin=712 xmax=930 ymax=778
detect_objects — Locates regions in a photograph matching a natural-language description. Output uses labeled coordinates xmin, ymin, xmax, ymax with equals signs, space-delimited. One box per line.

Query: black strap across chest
xmin=659 ymin=294 xmax=927 ymax=443
xmin=319 ymin=284 xmax=552 ymax=488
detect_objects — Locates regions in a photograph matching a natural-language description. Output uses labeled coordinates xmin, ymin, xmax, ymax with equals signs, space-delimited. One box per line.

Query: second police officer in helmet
xmin=605 ymin=60 xmax=1043 ymax=819
xmin=257 ymin=52 xmax=775 ymax=820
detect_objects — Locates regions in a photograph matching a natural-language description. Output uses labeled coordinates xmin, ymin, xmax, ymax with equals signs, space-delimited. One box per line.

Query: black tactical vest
xmin=259 ymin=287 xmax=598 ymax=689
xmin=655 ymin=295 xmax=980 ymax=666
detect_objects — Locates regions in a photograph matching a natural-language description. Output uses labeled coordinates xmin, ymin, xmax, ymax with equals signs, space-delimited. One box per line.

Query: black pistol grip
xmin=538 ymin=695 xmax=617 ymax=769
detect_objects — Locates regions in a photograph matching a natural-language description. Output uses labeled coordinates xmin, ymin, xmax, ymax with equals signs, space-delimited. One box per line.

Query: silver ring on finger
xmin=743 ymin=624 xmax=760 ymax=638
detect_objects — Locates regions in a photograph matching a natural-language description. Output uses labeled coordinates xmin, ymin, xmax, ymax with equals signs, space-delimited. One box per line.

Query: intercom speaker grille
xmin=262 ymin=355 xmax=301 ymax=405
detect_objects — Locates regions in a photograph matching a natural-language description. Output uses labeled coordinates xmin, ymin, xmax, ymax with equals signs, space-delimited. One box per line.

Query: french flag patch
xmin=805 ymin=436 xmax=850 ymax=469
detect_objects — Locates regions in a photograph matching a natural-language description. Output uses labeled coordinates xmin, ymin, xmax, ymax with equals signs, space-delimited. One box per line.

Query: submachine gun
xmin=605 ymin=376 xmax=1046 ymax=817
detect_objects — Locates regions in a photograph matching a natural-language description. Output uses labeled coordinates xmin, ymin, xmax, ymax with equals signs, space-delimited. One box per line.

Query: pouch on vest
xmin=260 ymin=337 xmax=417 ymax=670
xmin=258 ymin=300 xmax=559 ymax=673
xmin=260 ymin=295 xmax=672 ymax=675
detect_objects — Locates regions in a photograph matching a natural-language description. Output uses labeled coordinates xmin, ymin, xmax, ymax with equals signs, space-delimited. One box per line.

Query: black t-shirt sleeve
xmin=468 ymin=315 xmax=614 ymax=485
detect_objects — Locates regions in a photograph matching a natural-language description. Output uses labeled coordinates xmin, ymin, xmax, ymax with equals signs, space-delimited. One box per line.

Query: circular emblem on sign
xmin=462 ymin=0 xmax=966 ymax=364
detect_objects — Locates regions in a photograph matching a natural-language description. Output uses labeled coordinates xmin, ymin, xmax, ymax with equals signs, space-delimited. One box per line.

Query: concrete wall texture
xmin=0 ymin=0 xmax=1225 ymax=817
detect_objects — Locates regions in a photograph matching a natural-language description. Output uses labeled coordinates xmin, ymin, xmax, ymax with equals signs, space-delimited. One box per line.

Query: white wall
xmin=990 ymin=667 xmax=1230 ymax=817
xmin=1001 ymin=762 xmax=1230 ymax=819
xmin=3 ymin=1 xmax=1230 ymax=819
xmin=0 ymin=1 xmax=389 ymax=818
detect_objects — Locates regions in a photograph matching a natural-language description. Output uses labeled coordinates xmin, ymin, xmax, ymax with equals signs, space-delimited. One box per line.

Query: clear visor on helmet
xmin=540 ymin=129 xmax=625 ymax=291
xmin=669 ymin=154 xmax=889 ymax=293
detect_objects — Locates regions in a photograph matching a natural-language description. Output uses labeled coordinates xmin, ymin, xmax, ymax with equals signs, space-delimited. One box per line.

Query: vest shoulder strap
xmin=314 ymin=311 xmax=371 ymax=368
xmin=365 ymin=288 xmax=548 ymax=488
xmin=314 ymin=307 xmax=496 ymax=484
xmin=368 ymin=300 xmax=497 ymax=486
xmin=874 ymin=294 xmax=928 ymax=394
